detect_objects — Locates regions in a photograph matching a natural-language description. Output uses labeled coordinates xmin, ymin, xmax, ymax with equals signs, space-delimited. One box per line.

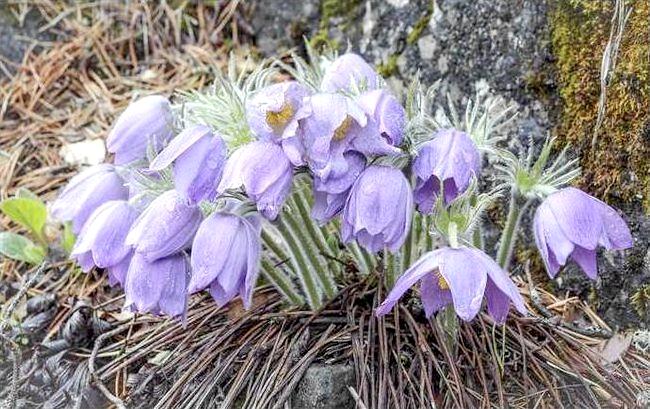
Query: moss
xmin=377 ymin=54 xmax=399 ymax=77
xmin=406 ymin=1 xmax=434 ymax=45
xmin=310 ymin=0 xmax=361 ymax=51
xmin=550 ymin=0 xmax=650 ymax=209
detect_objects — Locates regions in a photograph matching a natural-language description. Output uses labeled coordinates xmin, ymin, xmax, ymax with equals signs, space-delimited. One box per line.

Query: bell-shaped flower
xmin=149 ymin=125 xmax=226 ymax=203
xmin=300 ymin=93 xmax=400 ymax=181
xmin=358 ymin=89 xmax=406 ymax=147
xmin=217 ymin=141 xmax=293 ymax=220
xmin=533 ymin=187 xmax=633 ymax=279
xmin=125 ymin=190 xmax=202 ymax=261
xmin=311 ymin=151 xmax=366 ymax=224
xmin=376 ymin=246 xmax=527 ymax=323
xmin=413 ymin=129 xmax=480 ymax=212
xmin=106 ymin=95 xmax=173 ymax=165
xmin=246 ymin=81 xmax=310 ymax=142
xmin=51 ymin=164 xmax=128 ymax=233
xmin=124 ymin=252 xmax=188 ymax=318
xmin=70 ymin=200 xmax=138 ymax=285
xmin=188 ymin=211 xmax=261 ymax=308
xmin=321 ymin=53 xmax=380 ymax=93
xmin=341 ymin=165 xmax=413 ymax=252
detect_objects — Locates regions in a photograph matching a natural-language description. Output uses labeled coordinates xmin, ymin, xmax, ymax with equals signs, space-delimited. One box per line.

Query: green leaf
xmin=62 ymin=222 xmax=76 ymax=254
xmin=0 ymin=232 xmax=46 ymax=264
xmin=0 ymin=197 xmax=47 ymax=240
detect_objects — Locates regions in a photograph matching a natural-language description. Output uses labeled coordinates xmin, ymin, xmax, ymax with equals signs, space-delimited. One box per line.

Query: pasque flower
xmin=413 ymin=129 xmax=480 ymax=212
xmin=106 ymin=95 xmax=173 ymax=165
xmin=51 ymin=164 xmax=128 ymax=233
xmin=533 ymin=187 xmax=633 ymax=279
xmin=321 ymin=53 xmax=380 ymax=93
xmin=377 ymin=246 xmax=527 ymax=323
xmin=126 ymin=190 xmax=202 ymax=261
xmin=299 ymin=93 xmax=400 ymax=181
xmin=311 ymin=151 xmax=366 ymax=224
xmin=218 ymin=141 xmax=293 ymax=220
xmin=188 ymin=212 xmax=261 ymax=308
xmin=358 ymin=89 xmax=406 ymax=147
xmin=149 ymin=125 xmax=226 ymax=203
xmin=247 ymin=81 xmax=309 ymax=141
xmin=71 ymin=200 xmax=138 ymax=285
xmin=124 ymin=252 xmax=188 ymax=318
xmin=341 ymin=165 xmax=413 ymax=252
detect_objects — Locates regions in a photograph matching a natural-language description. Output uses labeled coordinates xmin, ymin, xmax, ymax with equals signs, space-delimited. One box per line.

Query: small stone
xmin=417 ymin=34 xmax=436 ymax=60
xmin=59 ymin=139 xmax=106 ymax=166
xmin=291 ymin=364 xmax=355 ymax=409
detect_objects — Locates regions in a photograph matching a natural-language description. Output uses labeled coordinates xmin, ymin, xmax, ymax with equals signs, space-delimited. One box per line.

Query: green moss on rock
xmin=310 ymin=0 xmax=361 ymax=51
xmin=406 ymin=1 xmax=434 ymax=45
xmin=377 ymin=54 xmax=399 ymax=77
xmin=551 ymin=0 xmax=649 ymax=209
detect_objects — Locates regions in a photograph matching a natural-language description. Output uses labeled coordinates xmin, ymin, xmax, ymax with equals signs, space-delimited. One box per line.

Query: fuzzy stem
xmin=282 ymin=209 xmax=336 ymax=299
xmin=350 ymin=241 xmax=371 ymax=274
xmin=496 ymin=192 xmax=530 ymax=269
xmin=275 ymin=219 xmax=322 ymax=309
xmin=260 ymin=258 xmax=304 ymax=305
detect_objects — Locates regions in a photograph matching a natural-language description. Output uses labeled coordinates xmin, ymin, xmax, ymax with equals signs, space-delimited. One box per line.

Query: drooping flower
xmin=106 ymin=95 xmax=173 ymax=165
xmin=124 ymin=252 xmax=188 ymax=318
xmin=188 ymin=211 xmax=261 ymax=308
xmin=376 ymin=246 xmax=527 ymax=323
xmin=125 ymin=190 xmax=202 ymax=261
xmin=149 ymin=125 xmax=226 ymax=203
xmin=533 ymin=187 xmax=633 ymax=279
xmin=311 ymin=151 xmax=366 ymax=224
xmin=299 ymin=93 xmax=400 ymax=181
xmin=217 ymin=141 xmax=293 ymax=220
xmin=70 ymin=200 xmax=138 ymax=285
xmin=413 ymin=129 xmax=480 ymax=212
xmin=341 ymin=165 xmax=413 ymax=252
xmin=358 ymin=89 xmax=406 ymax=147
xmin=321 ymin=53 xmax=380 ymax=93
xmin=51 ymin=164 xmax=128 ymax=233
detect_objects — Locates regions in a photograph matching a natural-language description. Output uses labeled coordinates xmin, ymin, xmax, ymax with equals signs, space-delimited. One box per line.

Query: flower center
xmin=332 ymin=116 xmax=353 ymax=141
xmin=266 ymin=103 xmax=294 ymax=131
xmin=436 ymin=270 xmax=449 ymax=290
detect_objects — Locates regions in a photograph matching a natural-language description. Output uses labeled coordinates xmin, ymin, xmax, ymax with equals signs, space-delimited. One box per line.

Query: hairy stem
xmin=496 ymin=192 xmax=530 ymax=269
xmin=260 ymin=258 xmax=304 ymax=305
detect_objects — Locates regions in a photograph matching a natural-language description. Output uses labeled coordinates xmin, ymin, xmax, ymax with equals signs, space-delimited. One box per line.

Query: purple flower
xmin=188 ymin=212 xmax=261 ymax=308
xmin=311 ymin=151 xmax=366 ymax=224
xmin=125 ymin=190 xmax=202 ymax=261
xmin=413 ymin=129 xmax=480 ymax=212
xmin=376 ymin=246 xmax=527 ymax=323
xmin=71 ymin=200 xmax=138 ymax=285
xmin=299 ymin=93 xmax=400 ymax=181
xmin=106 ymin=252 xmax=132 ymax=287
xmin=341 ymin=165 xmax=413 ymax=253
xmin=358 ymin=89 xmax=406 ymax=147
xmin=246 ymin=81 xmax=310 ymax=141
xmin=106 ymin=95 xmax=173 ymax=165
xmin=218 ymin=141 xmax=293 ymax=220
xmin=149 ymin=125 xmax=226 ymax=203
xmin=124 ymin=252 xmax=188 ymax=318
xmin=533 ymin=187 xmax=633 ymax=279
xmin=51 ymin=164 xmax=128 ymax=233
xmin=321 ymin=53 xmax=380 ymax=93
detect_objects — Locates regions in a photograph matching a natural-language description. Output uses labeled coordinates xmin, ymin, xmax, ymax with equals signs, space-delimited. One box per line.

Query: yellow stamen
xmin=265 ymin=103 xmax=294 ymax=130
xmin=436 ymin=270 xmax=449 ymax=290
xmin=332 ymin=116 xmax=353 ymax=141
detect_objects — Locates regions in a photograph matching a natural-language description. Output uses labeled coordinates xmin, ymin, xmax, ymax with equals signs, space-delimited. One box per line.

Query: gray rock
xmin=0 ymin=5 xmax=50 ymax=77
xmin=291 ymin=364 xmax=355 ymax=409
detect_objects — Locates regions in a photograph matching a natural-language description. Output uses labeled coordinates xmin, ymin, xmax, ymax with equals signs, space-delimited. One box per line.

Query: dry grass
xmin=0 ymin=2 xmax=648 ymax=408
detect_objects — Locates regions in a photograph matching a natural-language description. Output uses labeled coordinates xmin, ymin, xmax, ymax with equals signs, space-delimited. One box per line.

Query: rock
xmin=0 ymin=5 xmax=50 ymax=77
xmin=291 ymin=364 xmax=355 ymax=409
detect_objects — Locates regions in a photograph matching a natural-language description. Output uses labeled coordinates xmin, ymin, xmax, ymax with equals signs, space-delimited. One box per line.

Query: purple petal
xmin=570 ymin=246 xmax=598 ymax=280
xmin=107 ymin=252 xmax=132 ymax=287
xmin=436 ymin=248 xmax=487 ymax=322
xmin=484 ymin=279 xmax=511 ymax=323
xmin=126 ymin=190 xmax=202 ymax=261
xmin=149 ymin=125 xmax=212 ymax=170
xmin=107 ymin=95 xmax=173 ymax=165
xmin=246 ymin=81 xmax=310 ymax=141
xmin=358 ymin=89 xmax=405 ymax=146
xmin=321 ymin=53 xmax=380 ymax=93
xmin=420 ymin=274 xmax=453 ymax=318
xmin=376 ymin=251 xmax=439 ymax=316
xmin=546 ymin=187 xmax=603 ymax=251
